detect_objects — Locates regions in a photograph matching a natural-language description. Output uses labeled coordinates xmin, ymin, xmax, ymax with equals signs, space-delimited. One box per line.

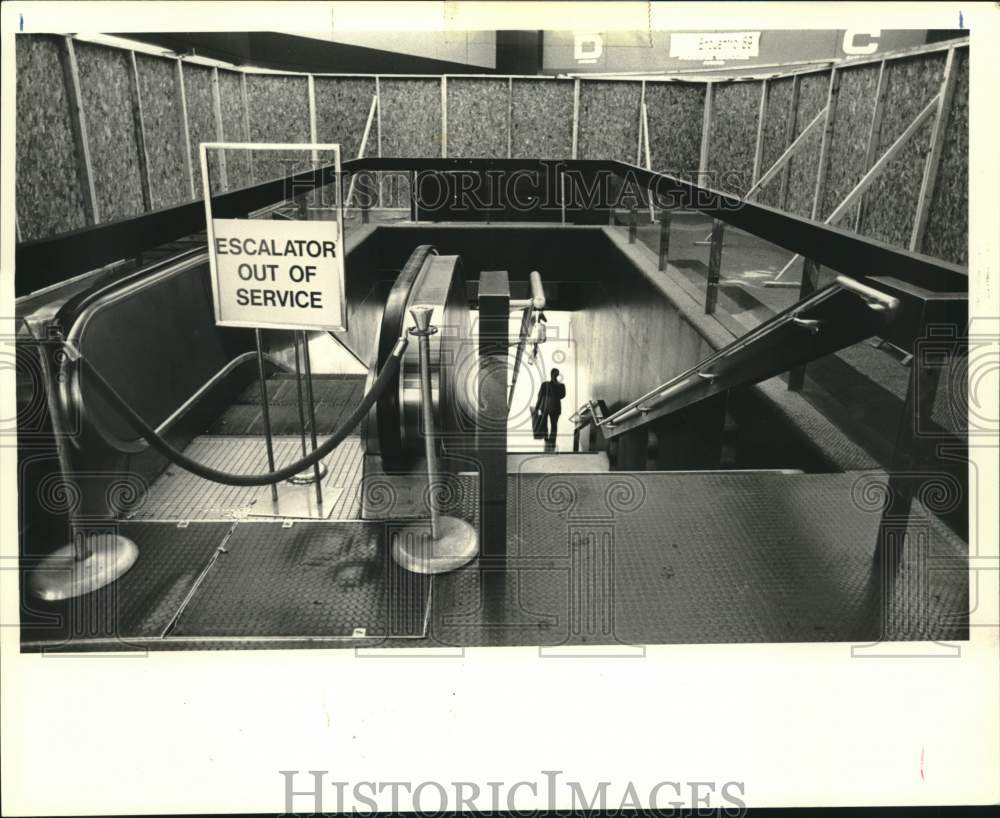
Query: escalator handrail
xmin=67 ymin=335 xmax=409 ymax=487
xmin=596 ymin=274 xmax=898 ymax=428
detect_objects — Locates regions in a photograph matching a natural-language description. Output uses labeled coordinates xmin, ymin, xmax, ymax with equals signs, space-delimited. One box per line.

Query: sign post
xmin=200 ymin=143 xmax=347 ymax=518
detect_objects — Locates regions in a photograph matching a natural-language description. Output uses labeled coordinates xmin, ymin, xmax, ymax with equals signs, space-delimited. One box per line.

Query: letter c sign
xmin=842 ymin=29 xmax=881 ymax=56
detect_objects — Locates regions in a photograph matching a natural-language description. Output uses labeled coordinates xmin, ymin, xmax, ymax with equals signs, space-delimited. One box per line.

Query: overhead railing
xmin=587 ymin=275 xmax=900 ymax=438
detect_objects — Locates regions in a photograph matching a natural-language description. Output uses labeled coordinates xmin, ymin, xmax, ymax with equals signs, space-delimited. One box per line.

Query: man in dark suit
xmin=535 ymin=368 xmax=566 ymax=449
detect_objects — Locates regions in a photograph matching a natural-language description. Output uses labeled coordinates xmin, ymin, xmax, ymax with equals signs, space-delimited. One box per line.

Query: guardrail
xmin=15 ymin=158 xmax=967 ymax=298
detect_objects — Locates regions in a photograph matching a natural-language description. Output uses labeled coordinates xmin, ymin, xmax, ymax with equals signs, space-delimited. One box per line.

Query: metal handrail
xmin=596 ymin=274 xmax=899 ymax=429
xmin=507 ymin=270 xmax=547 ymax=412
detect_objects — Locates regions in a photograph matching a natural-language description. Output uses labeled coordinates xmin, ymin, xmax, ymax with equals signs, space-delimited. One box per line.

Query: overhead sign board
xmin=669 ymin=31 xmax=761 ymax=62
xmin=200 ymin=142 xmax=346 ymax=331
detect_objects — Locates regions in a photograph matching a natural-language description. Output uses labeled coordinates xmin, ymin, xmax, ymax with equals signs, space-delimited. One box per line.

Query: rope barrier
xmin=74 ymin=336 xmax=408 ymax=487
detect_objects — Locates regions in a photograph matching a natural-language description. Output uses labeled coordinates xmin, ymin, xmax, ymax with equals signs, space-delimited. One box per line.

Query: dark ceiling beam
xmin=114 ymin=31 xmax=499 ymax=74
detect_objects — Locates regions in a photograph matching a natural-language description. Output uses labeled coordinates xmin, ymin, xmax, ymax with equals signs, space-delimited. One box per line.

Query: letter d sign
xmin=575 ymin=33 xmax=603 ymax=64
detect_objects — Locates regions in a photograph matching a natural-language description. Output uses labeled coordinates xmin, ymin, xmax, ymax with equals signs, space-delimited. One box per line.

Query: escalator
xmin=16 ymin=223 xmax=968 ymax=651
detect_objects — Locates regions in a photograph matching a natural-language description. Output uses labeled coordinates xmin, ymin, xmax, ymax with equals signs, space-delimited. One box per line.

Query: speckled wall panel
xmin=245 ymin=73 xmax=311 ymax=182
xmin=379 ymin=78 xmax=440 ymax=206
xmin=314 ymin=76 xmax=376 ymax=157
xmin=182 ymin=63 xmax=220 ymax=196
xmin=380 ymin=77 xmax=441 ymax=157
xmin=577 ymin=80 xmax=641 ymax=164
xmin=313 ymin=76 xmax=377 ymax=205
xmin=217 ymin=69 xmax=252 ymax=190
xmin=511 ymin=79 xmax=574 ymax=159
xmin=644 ymin=81 xmax=705 ymax=180
xmin=15 ymin=35 xmax=88 ymax=240
xmin=135 ymin=53 xmax=189 ymax=209
xmin=755 ymin=76 xmax=794 ymax=206
xmin=74 ymin=41 xmax=145 ymax=222
xmin=818 ymin=64 xmax=880 ymax=222
xmin=859 ymin=52 xmax=946 ymax=248
xmin=783 ymin=70 xmax=830 ymax=217
xmin=447 ymin=78 xmax=508 ymax=158
xmin=922 ymin=48 xmax=968 ymax=265
xmin=707 ymin=80 xmax=761 ymax=195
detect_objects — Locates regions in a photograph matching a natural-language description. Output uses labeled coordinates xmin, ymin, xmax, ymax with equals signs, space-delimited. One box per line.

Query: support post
xmin=787 ymin=257 xmax=821 ymax=391
xmin=854 ymin=60 xmax=889 ymax=233
xmin=778 ymin=74 xmax=801 ymax=210
xmin=699 ymin=81 xmax=714 ymax=187
xmin=58 ymin=36 xmax=99 ymax=225
xmin=658 ymin=210 xmax=671 ymax=272
xmin=571 ymin=79 xmax=580 ymax=160
xmin=751 ymin=79 xmax=769 ymax=187
xmin=705 ymin=218 xmax=725 ymax=315
xmin=810 ymin=68 xmax=841 ymax=221
xmin=175 ymin=58 xmax=196 ymax=200
xmin=307 ymin=74 xmax=319 ymax=165
xmin=241 ymin=72 xmax=254 ymax=184
xmin=210 ymin=67 xmax=229 ymax=193
xmin=507 ymin=76 xmax=513 ymax=159
xmin=910 ymin=47 xmax=958 ymax=252
xmin=477 ymin=270 xmax=510 ymax=565
xmin=874 ymin=297 xmax=966 ymax=573
xmin=440 ymin=76 xmax=448 ymax=158
xmin=628 ymin=202 xmax=637 ymax=243
xmin=127 ymin=51 xmax=153 ymax=210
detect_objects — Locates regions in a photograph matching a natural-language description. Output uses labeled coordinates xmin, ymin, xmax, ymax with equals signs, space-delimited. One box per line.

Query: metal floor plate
xmin=423 ymin=471 xmax=968 ymax=647
xmin=24 ymin=472 xmax=968 ymax=651
xmin=21 ymin=522 xmax=233 ymax=648
xmin=169 ymin=521 xmax=430 ymax=640
xmin=130 ymin=435 xmax=363 ymax=521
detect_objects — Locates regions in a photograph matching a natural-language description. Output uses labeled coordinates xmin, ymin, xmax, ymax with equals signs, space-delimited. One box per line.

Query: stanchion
xmin=391 ymin=305 xmax=479 ymax=574
xmin=252 ymin=331 xmax=330 ymax=519
xmin=27 ymin=327 xmax=138 ymax=601
xmin=287 ymin=331 xmax=327 ymax=489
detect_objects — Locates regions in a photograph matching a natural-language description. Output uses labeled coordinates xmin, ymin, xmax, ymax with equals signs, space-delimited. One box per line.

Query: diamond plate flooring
xmin=23 ymin=471 xmax=969 ymax=651
xmin=422 ymin=471 xmax=969 ymax=647
xmin=21 ymin=522 xmax=233 ymax=647
xmin=129 ymin=435 xmax=363 ymax=521
xmin=169 ymin=521 xmax=430 ymax=640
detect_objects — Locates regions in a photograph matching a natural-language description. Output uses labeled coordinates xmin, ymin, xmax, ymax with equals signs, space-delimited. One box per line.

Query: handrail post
xmin=628 ymin=202 xmax=638 ymax=243
xmin=705 ymin=218 xmax=725 ymax=314
xmin=658 ymin=209 xmax=671 ymax=272
xmin=390 ymin=305 xmax=479 ymax=574
xmin=788 ymin=257 xmax=822 ymax=391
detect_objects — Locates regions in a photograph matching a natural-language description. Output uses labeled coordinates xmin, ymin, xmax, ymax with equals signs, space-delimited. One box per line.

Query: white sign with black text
xmin=200 ymin=142 xmax=347 ymax=332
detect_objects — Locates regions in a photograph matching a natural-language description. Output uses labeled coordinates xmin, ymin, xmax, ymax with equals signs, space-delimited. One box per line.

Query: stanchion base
xmin=249 ymin=486 xmax=341 ymax=519
xmin=28 ymin=534 xmax=139 ymax=602
xmin=391 ymin=516 xmax=479 ymax=575
xmin=286 ymin=463 xmax=329 ymax=485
